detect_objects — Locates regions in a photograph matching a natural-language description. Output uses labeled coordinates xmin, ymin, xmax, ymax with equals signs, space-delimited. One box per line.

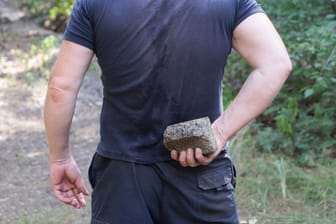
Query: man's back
xmin=64 ymin=0 xmax=263 ymax=162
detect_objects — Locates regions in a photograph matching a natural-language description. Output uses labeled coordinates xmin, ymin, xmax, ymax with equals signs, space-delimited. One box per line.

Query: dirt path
xmin=0 ymin=1 xmax=102 ymax=223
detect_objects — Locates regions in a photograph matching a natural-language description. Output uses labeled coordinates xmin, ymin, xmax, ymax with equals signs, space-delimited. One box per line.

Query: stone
xmin=163 ymin=117 xmax=217 ymax=155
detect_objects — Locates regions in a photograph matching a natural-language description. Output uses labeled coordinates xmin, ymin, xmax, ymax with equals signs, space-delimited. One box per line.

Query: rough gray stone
xmin=163 ymin=117 xmax=217 ymax=155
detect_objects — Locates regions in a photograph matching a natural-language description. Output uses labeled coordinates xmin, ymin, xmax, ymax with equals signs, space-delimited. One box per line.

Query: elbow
xmin=46 ymin=77 xmax=72 ymax=104
xmin=266 ymin=55 xmax=292 ymax=83
xmin=283 ymin=57 xmax=292 ymax=77
xmin=257 ymin=55 xmax=292 ymax=86
xmin=278 ymin=55 xmax=292 ymax=80
xmin=47 ymin=84 xmax=66 ymax=105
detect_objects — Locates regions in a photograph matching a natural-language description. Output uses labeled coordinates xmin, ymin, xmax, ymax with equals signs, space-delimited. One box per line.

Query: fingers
xmin=53 ymin=185 xmax=88 ymax=209
xmin=54 ymin=188 xmax=79 ymax=208
xmin=54 ymin=188 xmax=72 ymax=205
xmin=170 ymin=148 xmax=201 ymax=167
xmin=74 ymin=178 xmax=90 ymax=207
xmin=76 ymin=177 xmax=90 ymax=196
xmin=195 ymin=147 xmax=222 ymax=165
xmin=170 ymin=147 xmax=222 ymax=167
xmin=170 ymin=150 xmax=178 ymax=160
xmin=186 ymin=148 xmax=199 ymax=167
xmin=171 ymin=149 xmax=187 ymax=166
xmin=73 ymin=188 xmax=87 ymax=208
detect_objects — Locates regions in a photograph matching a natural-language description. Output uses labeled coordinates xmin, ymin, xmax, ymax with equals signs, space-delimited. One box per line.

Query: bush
xmin=48 ymin=0 xmax=73 ymax=20
xmin=224 ymin=0 xmax=336 ymax=165
xmin=22 ymin=0 xmax=74 ymax=32
xmin=21 ymin=0 xmax=51 ymax=16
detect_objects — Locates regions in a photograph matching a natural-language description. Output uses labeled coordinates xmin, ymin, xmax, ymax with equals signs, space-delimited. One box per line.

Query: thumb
xmin=81 ymin=185 xmax=90 ymax=196
xmin=76 ymin=177 xmax=90 ymax=196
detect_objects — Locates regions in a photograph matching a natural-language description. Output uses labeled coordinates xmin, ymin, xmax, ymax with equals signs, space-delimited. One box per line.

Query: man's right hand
xmin=50 ymin=156 xmax=89 ymax=209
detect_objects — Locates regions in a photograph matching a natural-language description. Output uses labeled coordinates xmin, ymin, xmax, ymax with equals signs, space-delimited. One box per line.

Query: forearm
xmin=44 ymin=82 xmax=78 ymax=162
xmin=44 ymin=41 xmax=93 ymax=162
xmin=213 ymin=67 xmax=290 ymax=148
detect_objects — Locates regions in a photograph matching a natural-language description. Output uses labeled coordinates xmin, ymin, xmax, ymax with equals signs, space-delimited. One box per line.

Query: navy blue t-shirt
xmin=64 ymin=0 xmax=263 ymax=163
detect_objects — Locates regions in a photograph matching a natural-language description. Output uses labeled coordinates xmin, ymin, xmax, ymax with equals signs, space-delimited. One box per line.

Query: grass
xmin=231 ymin=126 xmax=336 ymax=224
xmin=14 ymin=206 xmax=90 ymax=224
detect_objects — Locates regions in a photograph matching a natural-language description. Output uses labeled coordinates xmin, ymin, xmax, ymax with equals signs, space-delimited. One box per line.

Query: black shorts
xmin=88 ymin=151 xmax=239 ymax=224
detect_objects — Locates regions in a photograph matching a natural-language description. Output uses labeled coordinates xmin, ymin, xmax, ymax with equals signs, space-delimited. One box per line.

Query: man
xmin=44 ymin=0 xmax=291 ymax=223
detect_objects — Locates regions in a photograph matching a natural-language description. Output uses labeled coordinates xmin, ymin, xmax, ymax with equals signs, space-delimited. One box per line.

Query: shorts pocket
xmin=197 ymin=169 xmax=234 ymax=191
xmin=88 ymin=153 xmax=111 ymax=189
xmin=88 ymin=153 xmax=97 ymax=188
xmin=196 ymin=161 xmax=237 ymax=221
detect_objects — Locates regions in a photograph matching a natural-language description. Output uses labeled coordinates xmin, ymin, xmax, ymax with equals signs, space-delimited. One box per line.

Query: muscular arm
xmin=212 ymin=13 xmax=292 ymax=149
xmin=44 ymin=40 xmax=94 ymax=208
xmin=172 ymin=13 xmax=292 ymax=167
xmin=44 ymin=40 xmax=94 ymax=162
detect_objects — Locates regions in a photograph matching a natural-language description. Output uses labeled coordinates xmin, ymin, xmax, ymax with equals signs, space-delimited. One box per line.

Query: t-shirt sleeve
xmin=234 ymin=0 xmax=264 ymax=30
xmin=63 ymin=0 xmax=95 ymax=51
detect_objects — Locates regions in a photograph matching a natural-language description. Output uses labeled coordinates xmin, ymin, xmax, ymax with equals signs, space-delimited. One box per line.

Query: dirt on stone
xmin=0 ymin=1 xmax=102 ymax=223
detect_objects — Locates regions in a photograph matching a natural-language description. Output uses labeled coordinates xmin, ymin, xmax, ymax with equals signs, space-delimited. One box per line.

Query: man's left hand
xmin=170 ymin=147 xmax=222 ymax=167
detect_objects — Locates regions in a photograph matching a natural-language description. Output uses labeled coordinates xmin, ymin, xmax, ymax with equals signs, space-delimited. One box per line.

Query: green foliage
xmin=31 ymin=35 xmax=59 ymax=77
xmin=274 ymin=158 xmax=289 ymax=200
xmin=49 ymin=0 xmax=74 ymax=20
xmin=20 ymin=0 xmax=74 ymax=32
xmin=230 ymin=129 xmax=336 ymax=223
xmin=19 ymin=35 xmax=59 ymax=85
xmin=224 ymin=0 xmax=336 ymax=165
xmin=22 ymin=0 xmax=50 ymax=16
xmin=22 ymin=0 xmax=74 ymax=20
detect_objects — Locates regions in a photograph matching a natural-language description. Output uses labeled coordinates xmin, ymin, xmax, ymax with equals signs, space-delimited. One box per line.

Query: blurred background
xmin=0 ymin=0 xmax=335 ymax=223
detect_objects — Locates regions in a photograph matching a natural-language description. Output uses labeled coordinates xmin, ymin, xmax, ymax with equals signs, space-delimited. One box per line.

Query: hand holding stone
xmin=163 ymin=117 xmax=217 ymax=155
xmin=164 ymin=117 xmax=221 ymax=167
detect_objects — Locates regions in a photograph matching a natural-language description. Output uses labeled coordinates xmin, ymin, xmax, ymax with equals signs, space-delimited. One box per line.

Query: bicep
xmin=232 ymin=13 xmax=291 ymax=73
xmin=49 ymin=40 xmax=94 ymax=93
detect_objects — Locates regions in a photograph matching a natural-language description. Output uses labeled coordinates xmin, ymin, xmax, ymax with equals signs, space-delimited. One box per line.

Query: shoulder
xmin=71 ymin=0 xmax=101 ymax=14
xmin=233 ymin=0 xmax=264 ymax=29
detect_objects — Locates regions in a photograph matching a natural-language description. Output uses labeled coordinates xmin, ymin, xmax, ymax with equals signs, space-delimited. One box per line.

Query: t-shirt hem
xmin=63 ymin=33 xmax=95 ymax=51
xmin=234 ymin=9 xmax=265 ymax=31
xmin=96 ymin=147 xmax=171 ymax=164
